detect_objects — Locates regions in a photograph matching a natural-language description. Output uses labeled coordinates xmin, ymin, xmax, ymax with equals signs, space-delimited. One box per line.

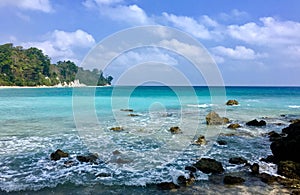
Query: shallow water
xmin=0 ymin=86 xmax=299 ymax=193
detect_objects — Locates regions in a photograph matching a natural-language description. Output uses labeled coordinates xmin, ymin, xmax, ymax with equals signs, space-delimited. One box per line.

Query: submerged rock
xmin=246 ymin=119 xmax=266 ymax=127
xmin=229 ymin=157 xmax=248 ymax=165
xmin=50 ymin=149 xmax=69 ymax=161
xmin=120 ymin=109 xmax=133 ymax=112
xmin=77 ymin=153 xmax=98 ymax=164
xmin=223 ymin=176 xmax=245 ymax=184
xmin=177 ymin=173 xmax=195 ymax=186
xmin=226 ymin=100 xmax=239 ymax=106
xmin=110 ymin=127 xmax=124 ymax=131
xmin=259 ymin=173 xmax=278 ymax=184
xmin=128 ymin=114 xmax=139 ymax=117
xmin=206 ymin=111 xmax=229 ymax=125
xmin=194 ymin=135 xmax=207 ymax=145
xmin=227 ymin=123 xmax=241 ymax=129
xmin=169 ymin=126 xmax=182 ymax=134
xmin=157 ymin=182 xmax=180 ymax=190
xmin=193 ymin=158 xmax=224 ymax=174
xmin=217 ymin=140 xmax=227 ymax=145
xmin=250 ymin=163 xmax=259 ymax=174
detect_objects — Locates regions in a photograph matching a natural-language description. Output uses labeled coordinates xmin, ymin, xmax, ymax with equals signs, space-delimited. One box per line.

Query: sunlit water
xmin=0 ymin=86 xmax=300 ymax=194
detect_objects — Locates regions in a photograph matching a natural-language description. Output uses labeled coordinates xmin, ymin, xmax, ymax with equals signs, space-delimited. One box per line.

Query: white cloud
xmin=23 ymin=29 xmax=95 ymax=63
xmin=201 ymin=15 xmax=219 ymax=27
xmin=219 ymin=9 xmax=249 ymax=21
xmin=83 ymin=0 xmax=152 ymax=25
xmin=228 ymin=17 xmax=300 ymax=45
xmin=212 ymin=45 xmax=266 ymax=60
xmin=0 ymin=0 xmax=53 ymax=13
xmin=162 ymin=12 xmax=212 ymax=39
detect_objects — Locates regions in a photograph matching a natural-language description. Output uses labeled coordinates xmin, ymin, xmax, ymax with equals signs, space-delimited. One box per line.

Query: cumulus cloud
xmin=212 ymin=45 xmax=266 ymax=60
xmin=162 ymin=12 xmax=212 ymax=39
xmin=83 ymin=0 xmax=152 ymax=25
xmin=228 ymin=17 xmax=300 ymax=45
xmin=23 ymin=29 xmax=95 ymax=63
xmin=0 ymin=0 xmax=53 ymax=13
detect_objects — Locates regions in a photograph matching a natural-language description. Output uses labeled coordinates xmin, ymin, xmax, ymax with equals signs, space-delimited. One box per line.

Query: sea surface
xmin=0 ymin=86 xmax=300 ymax=194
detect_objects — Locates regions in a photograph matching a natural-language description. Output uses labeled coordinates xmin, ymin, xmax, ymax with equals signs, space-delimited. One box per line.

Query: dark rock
xmin=64 ymin=160 xmax=74 ymax=167
xmin=50 ymin=149 xmax=69 ymax=161
xmin=277 ymin=161 xmax=300 ymax=179
xmin=193 ymin=158 xmax=224 ymax=174
xmin=250 ymin=163 xmax=259 ymax=174
xmin=268 ymin=131 xmax=282 ymax=141
xmin=227 ymin=123 xmax=241 ymax=129
xmin=169 ymin=126 xmax=181 ymax=134
xmin=226 ymin=100 xmax=239 ymax=106
xmin=246 ymin=119 xmax=266 ymax=127
xmin=77 ymin=153 xmax=98 ymax=164
xmin=259 ymin=173 xmax=278 ymax=184
xmin=120 ymin=109 xmax=133 ymax=112
xmin=128 ymin=114 xmax=139 ymax=117
xmin=223 ymin=176 xmax=245 ymax=184
xmin=157 ymin=182 xmax=180 ymax=190
xmin=206 ymin=111 xmax=229 ymax=125
xmin=290 ymin=119 xmax=300 ymax=124
xmin=276 ymin=123 xmax=284 ymax=126
xmin=271 ymin=121 xmax=300 ymax=163
xmin=194 ymin=135 xmax=207 ymax=145
xmin=177 ymin=173 xmax=195 ymax=187
xmin=260 ymin=155 xmax=276 ymax=163
xmin=110 ymin=127 xmax=123 ymax=131
xmin=217 ymin=140 xmax=227 ymax=145
xmin=96 ymin=173 xmax=111 ymax=177
xmin=112 ymin=150 xmax=121 ymax=155
xmin=185 ymin=166 xmax=197 ymax=173
xmin=229 ymin=157 xmax=248 ymax=165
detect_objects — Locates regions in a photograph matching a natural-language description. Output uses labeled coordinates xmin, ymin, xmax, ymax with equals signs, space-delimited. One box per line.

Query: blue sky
xmin=1 ymin=0 xmax=300 ymax=86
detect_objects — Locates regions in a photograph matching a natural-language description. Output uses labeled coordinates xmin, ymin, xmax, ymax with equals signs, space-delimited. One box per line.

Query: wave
xmin=186 ymin=104 xmax=213 ymax=108
xmin=288 ymin=105 xmax=300 ymax=108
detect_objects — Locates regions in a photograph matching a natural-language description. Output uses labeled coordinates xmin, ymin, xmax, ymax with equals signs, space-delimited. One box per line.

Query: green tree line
xmin=0 ymin=43 xmax=113 ymax=86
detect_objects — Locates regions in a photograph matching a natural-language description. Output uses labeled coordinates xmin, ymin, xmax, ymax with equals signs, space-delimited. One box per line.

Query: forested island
xmin=0 ymin=43 xmax=113 ymax=86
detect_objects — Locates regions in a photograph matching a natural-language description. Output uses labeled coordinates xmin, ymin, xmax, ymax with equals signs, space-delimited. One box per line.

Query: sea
xmin=0 ymin=86 xmax=299 ymax=194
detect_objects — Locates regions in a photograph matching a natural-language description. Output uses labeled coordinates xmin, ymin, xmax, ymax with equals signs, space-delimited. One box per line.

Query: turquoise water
xmin=0 ymin=86 xmax=300 ymax=194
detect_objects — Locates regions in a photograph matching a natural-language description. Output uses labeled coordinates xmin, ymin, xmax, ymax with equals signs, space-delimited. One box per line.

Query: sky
xmin=1 ymin=0 xmax=300 ymax=86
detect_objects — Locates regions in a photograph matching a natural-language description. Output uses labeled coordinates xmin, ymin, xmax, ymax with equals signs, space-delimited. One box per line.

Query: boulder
xmin=259 ymin=173 xmax=278 ymax=184
xmin=217 ymin=140 xmax=227 ymax=145
xmin=206 ymin=111 xmax=229 ymax=125
xmin=277 ymin=161 xmax=300 ymax=180
xmin=223 ymin=176 xmax=245 ymax=184
xmin=194 ymin=135 xmax=207 ymax=145
xmin=227 ymin=123 xmax=241 ymax=129
xmin=177 ymin=173 xmax=195 ymax=186
xmin=193 ymin=158 xmax=224 ymax=174
xmin=157 ymin=182 xmax=180 ymax=190
xmin=268 ymin=131 xmax=281 ymax=141
xmin=246 ymin=119 xmax=266 ymax=127
xmin=229 ymin=157 xmax=248 ymax=165
xmin=50 ymin=149 xmax=69 ymax=161
xmin=250 ymin=163 xmax=259 ymax=174
xmin=226 ymin=100 xmax=239 ymax=106
xmin=169 ymin=126 xmax=182 ymax=134
xmin=185 ymin=166 xmax=197 ymax=173
xmin=110 ymin=127 xmax=124 ymax=131
xmin=260 ymin=155 xmax=276 ymax=163
xmin=271 ymin=121 xmax=300 ymax=163
xmin=77 ymin=153 xmax=98 ymax=164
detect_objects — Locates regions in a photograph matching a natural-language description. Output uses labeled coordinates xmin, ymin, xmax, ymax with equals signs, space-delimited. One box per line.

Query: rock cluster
xmin=226 ymin=100 xmax=239 ymax=106
xmin=206 ymin=111 xmax=229 ymax=125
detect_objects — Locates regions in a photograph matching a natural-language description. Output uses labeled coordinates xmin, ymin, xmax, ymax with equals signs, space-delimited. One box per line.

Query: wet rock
xmin=185 ymin=166 xmax=197 ymax=173
xmin=229 ymin=157 xmax=248 ymax=165
xmin=290 ymin=119 xmax=300 ymax=124
xmin=157 ymin=182 xmax=180 ymax=190
xmin=128 ymin=114 xmax=139 ymax=117
xmin=217 ymin=140 xmax=227 ymax=145
xmin=260 ymin=155 xmax=276 ymax=163
xmin=64 ymin=160 xmax=75 ymax=167
xmin=112 ymin=150 xmax=121 ymax=155
xmin=206 ymin=111 xmax=229 ymax=125
xmin=271 ymin=121 xmax=300 ymax=163
xmin=169 ymin=126 xmax=182 ymax=134
xmin=268 ymin=131 xmax=282 ymax=141
xmin=177 ymin=173 xmax=195 ymax=186
xmin=193 ymin=158 xmax=224 ymax=174
xmin=110 ymin=126 xmax=124 ymax=131
xmin=223 ymin=176 xmax=245 ymax=184
xmin=226 ymin=100 xmax=239 ymax=106
xmin=277 ymin=161 xmax=300 ymax=180
xmin=96 ymin=173 xmax=111 ymax=177
xmin=246 ymin=119 xmax=266 ymax=127
xmin=227 ymin=123 xmax=241 ymax=129
xmin=77 ymin=153 xmax=98 ymax=164
xmin=120 ymin=109 xmax=133 ymax=112
xmin=50 ymin=149 xmax=69 ymax=161
xmin=194 ymin=135 xmax=207 ymax=145
xmin=259 ymin=173 xmax=278 ymax=184
xmin=250 ymin=163 xmax=259 ymax=174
